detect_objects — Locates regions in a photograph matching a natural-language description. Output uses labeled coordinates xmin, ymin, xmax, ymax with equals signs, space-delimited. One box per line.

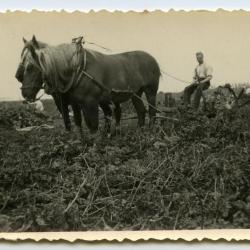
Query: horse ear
xmin=23 ymin=37 xmax=27 ymax=44
xmin=31 ymin=35 xmax=39 ymax=48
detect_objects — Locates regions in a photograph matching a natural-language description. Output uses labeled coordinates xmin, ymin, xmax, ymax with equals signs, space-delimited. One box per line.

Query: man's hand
xmin=200 ymin=75 xmax=212 ymax=84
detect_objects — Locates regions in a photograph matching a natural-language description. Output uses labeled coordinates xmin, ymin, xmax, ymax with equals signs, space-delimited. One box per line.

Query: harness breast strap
xmin=72 ymin=37 xmax=108 ymax=93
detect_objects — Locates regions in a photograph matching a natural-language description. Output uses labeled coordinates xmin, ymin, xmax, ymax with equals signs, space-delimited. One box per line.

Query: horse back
xmin=87 ymin=50 xmax=161 ymax=93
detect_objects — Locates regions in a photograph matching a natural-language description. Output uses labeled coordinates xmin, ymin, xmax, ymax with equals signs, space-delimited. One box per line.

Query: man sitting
xmin=183 ymin=52 xmax=213 ymax=109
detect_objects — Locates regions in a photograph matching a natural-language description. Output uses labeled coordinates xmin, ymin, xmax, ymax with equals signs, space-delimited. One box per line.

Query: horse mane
xmin=21 ymin=40 xmax=48 ymax=57
xmin=36 ymin=43 xmax=79 ymax=93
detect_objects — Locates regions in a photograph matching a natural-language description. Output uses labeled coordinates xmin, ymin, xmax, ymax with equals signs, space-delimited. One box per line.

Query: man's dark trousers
xmin=183 ymin=79 xmax=210 ymax=109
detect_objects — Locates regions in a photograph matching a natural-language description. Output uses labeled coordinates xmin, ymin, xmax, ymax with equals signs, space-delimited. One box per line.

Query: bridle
xmin=17 ymin=47 xmax=45 ymax=91
xmin=20 ymin=83 xmax=44 ymax=90
xmin=18 ymin=63 xmax=45 ymax=91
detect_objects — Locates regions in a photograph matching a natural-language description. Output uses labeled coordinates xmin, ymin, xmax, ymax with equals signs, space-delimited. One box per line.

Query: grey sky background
xmin=1 ymin=10 xmax=250 ymax=100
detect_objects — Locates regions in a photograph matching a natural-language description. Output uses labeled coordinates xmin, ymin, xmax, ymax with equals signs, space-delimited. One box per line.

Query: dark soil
xmin=0 ymin=100 xmax=250 ymax=232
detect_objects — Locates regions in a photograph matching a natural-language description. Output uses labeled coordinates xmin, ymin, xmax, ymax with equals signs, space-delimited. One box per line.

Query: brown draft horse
xmin=16 ymin=37 xmax=83 ymax=133
xmin=16 ymin=35 xmax=161 ymax=138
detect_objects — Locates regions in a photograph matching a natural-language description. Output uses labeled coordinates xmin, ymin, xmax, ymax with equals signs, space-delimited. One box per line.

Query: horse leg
xmin=52 ymin=93 xmax=71 ymax=131
xmin=114 ymin=103 xmax=122 ymax=135
xmin=144 ymin=86 xmax=157 ymax=127
xmin=131 ymin=90 xmax=146 ymax=128
xmin=71 ymin=104 xmax=83 ymax=140
xmin=99 ymin=102 xmax=112 ymax=137
xmin=61 ymin=100 xmax=71 ymax=131
xmin=81 ymin=100 xmax=99 ymax=136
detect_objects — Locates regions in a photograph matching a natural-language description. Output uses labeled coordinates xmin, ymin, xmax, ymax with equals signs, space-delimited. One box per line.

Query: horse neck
xmin=37 ymin=41 xmax=48 ymax=50
xmin=84 ymin=49 xmax=104 ymax=68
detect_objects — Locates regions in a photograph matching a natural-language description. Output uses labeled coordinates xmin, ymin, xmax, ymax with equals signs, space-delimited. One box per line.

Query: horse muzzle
xmin=21 ymin=88 xmax=37 ymax=103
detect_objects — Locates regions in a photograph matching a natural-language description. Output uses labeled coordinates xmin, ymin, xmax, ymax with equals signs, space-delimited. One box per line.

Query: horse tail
xmin=146 ymin=53 xmax=161 ymax=92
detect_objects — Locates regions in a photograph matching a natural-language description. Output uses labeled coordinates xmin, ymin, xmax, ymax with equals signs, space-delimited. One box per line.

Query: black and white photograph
xmin=0 ymin=10 xmax=250 ymax=239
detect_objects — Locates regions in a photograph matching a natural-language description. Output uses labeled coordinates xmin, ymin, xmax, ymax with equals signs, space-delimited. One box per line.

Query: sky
xmin=1 ymin=10 xmax=250 ymax=100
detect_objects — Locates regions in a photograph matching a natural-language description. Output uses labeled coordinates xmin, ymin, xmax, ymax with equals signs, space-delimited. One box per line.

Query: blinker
xmin=15 ymin=63 xmax=25 ymax=82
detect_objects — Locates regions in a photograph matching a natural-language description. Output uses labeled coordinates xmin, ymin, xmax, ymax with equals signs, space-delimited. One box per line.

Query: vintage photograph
xmin=0 ymin=10 xmax=250 ymax=235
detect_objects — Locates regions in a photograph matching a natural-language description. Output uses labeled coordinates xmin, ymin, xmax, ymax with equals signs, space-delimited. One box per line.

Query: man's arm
xmin=192 ymin=68 xmax=198 ymax=83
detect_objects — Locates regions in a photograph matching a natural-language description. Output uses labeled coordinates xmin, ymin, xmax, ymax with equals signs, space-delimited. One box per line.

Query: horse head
xmin=16 ymin=35 xmax=46 ymax=102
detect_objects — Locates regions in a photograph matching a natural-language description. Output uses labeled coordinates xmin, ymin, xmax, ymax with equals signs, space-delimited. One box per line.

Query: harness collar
xmin=70 ymin=38 xmax=107 ymax=92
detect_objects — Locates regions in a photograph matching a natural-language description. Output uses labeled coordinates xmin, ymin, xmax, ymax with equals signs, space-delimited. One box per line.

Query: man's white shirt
xmin=194 ymin=62 xmax=213 ymax=79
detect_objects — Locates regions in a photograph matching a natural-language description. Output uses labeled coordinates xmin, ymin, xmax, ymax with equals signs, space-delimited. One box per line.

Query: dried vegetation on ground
xmin=0 ymin=92 xmax=250 ymax=231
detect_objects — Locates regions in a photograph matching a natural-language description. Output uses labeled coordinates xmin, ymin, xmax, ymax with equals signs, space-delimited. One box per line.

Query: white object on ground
xmin=245 ymin=88 xmax=250 ymax=95
xmin=29 ymin=100 xmax=44 ymax=112
xmin=225 ymin=102 xmax=233 ymax=110
xmin=16 ymin=124 xmax=54 ymax=132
